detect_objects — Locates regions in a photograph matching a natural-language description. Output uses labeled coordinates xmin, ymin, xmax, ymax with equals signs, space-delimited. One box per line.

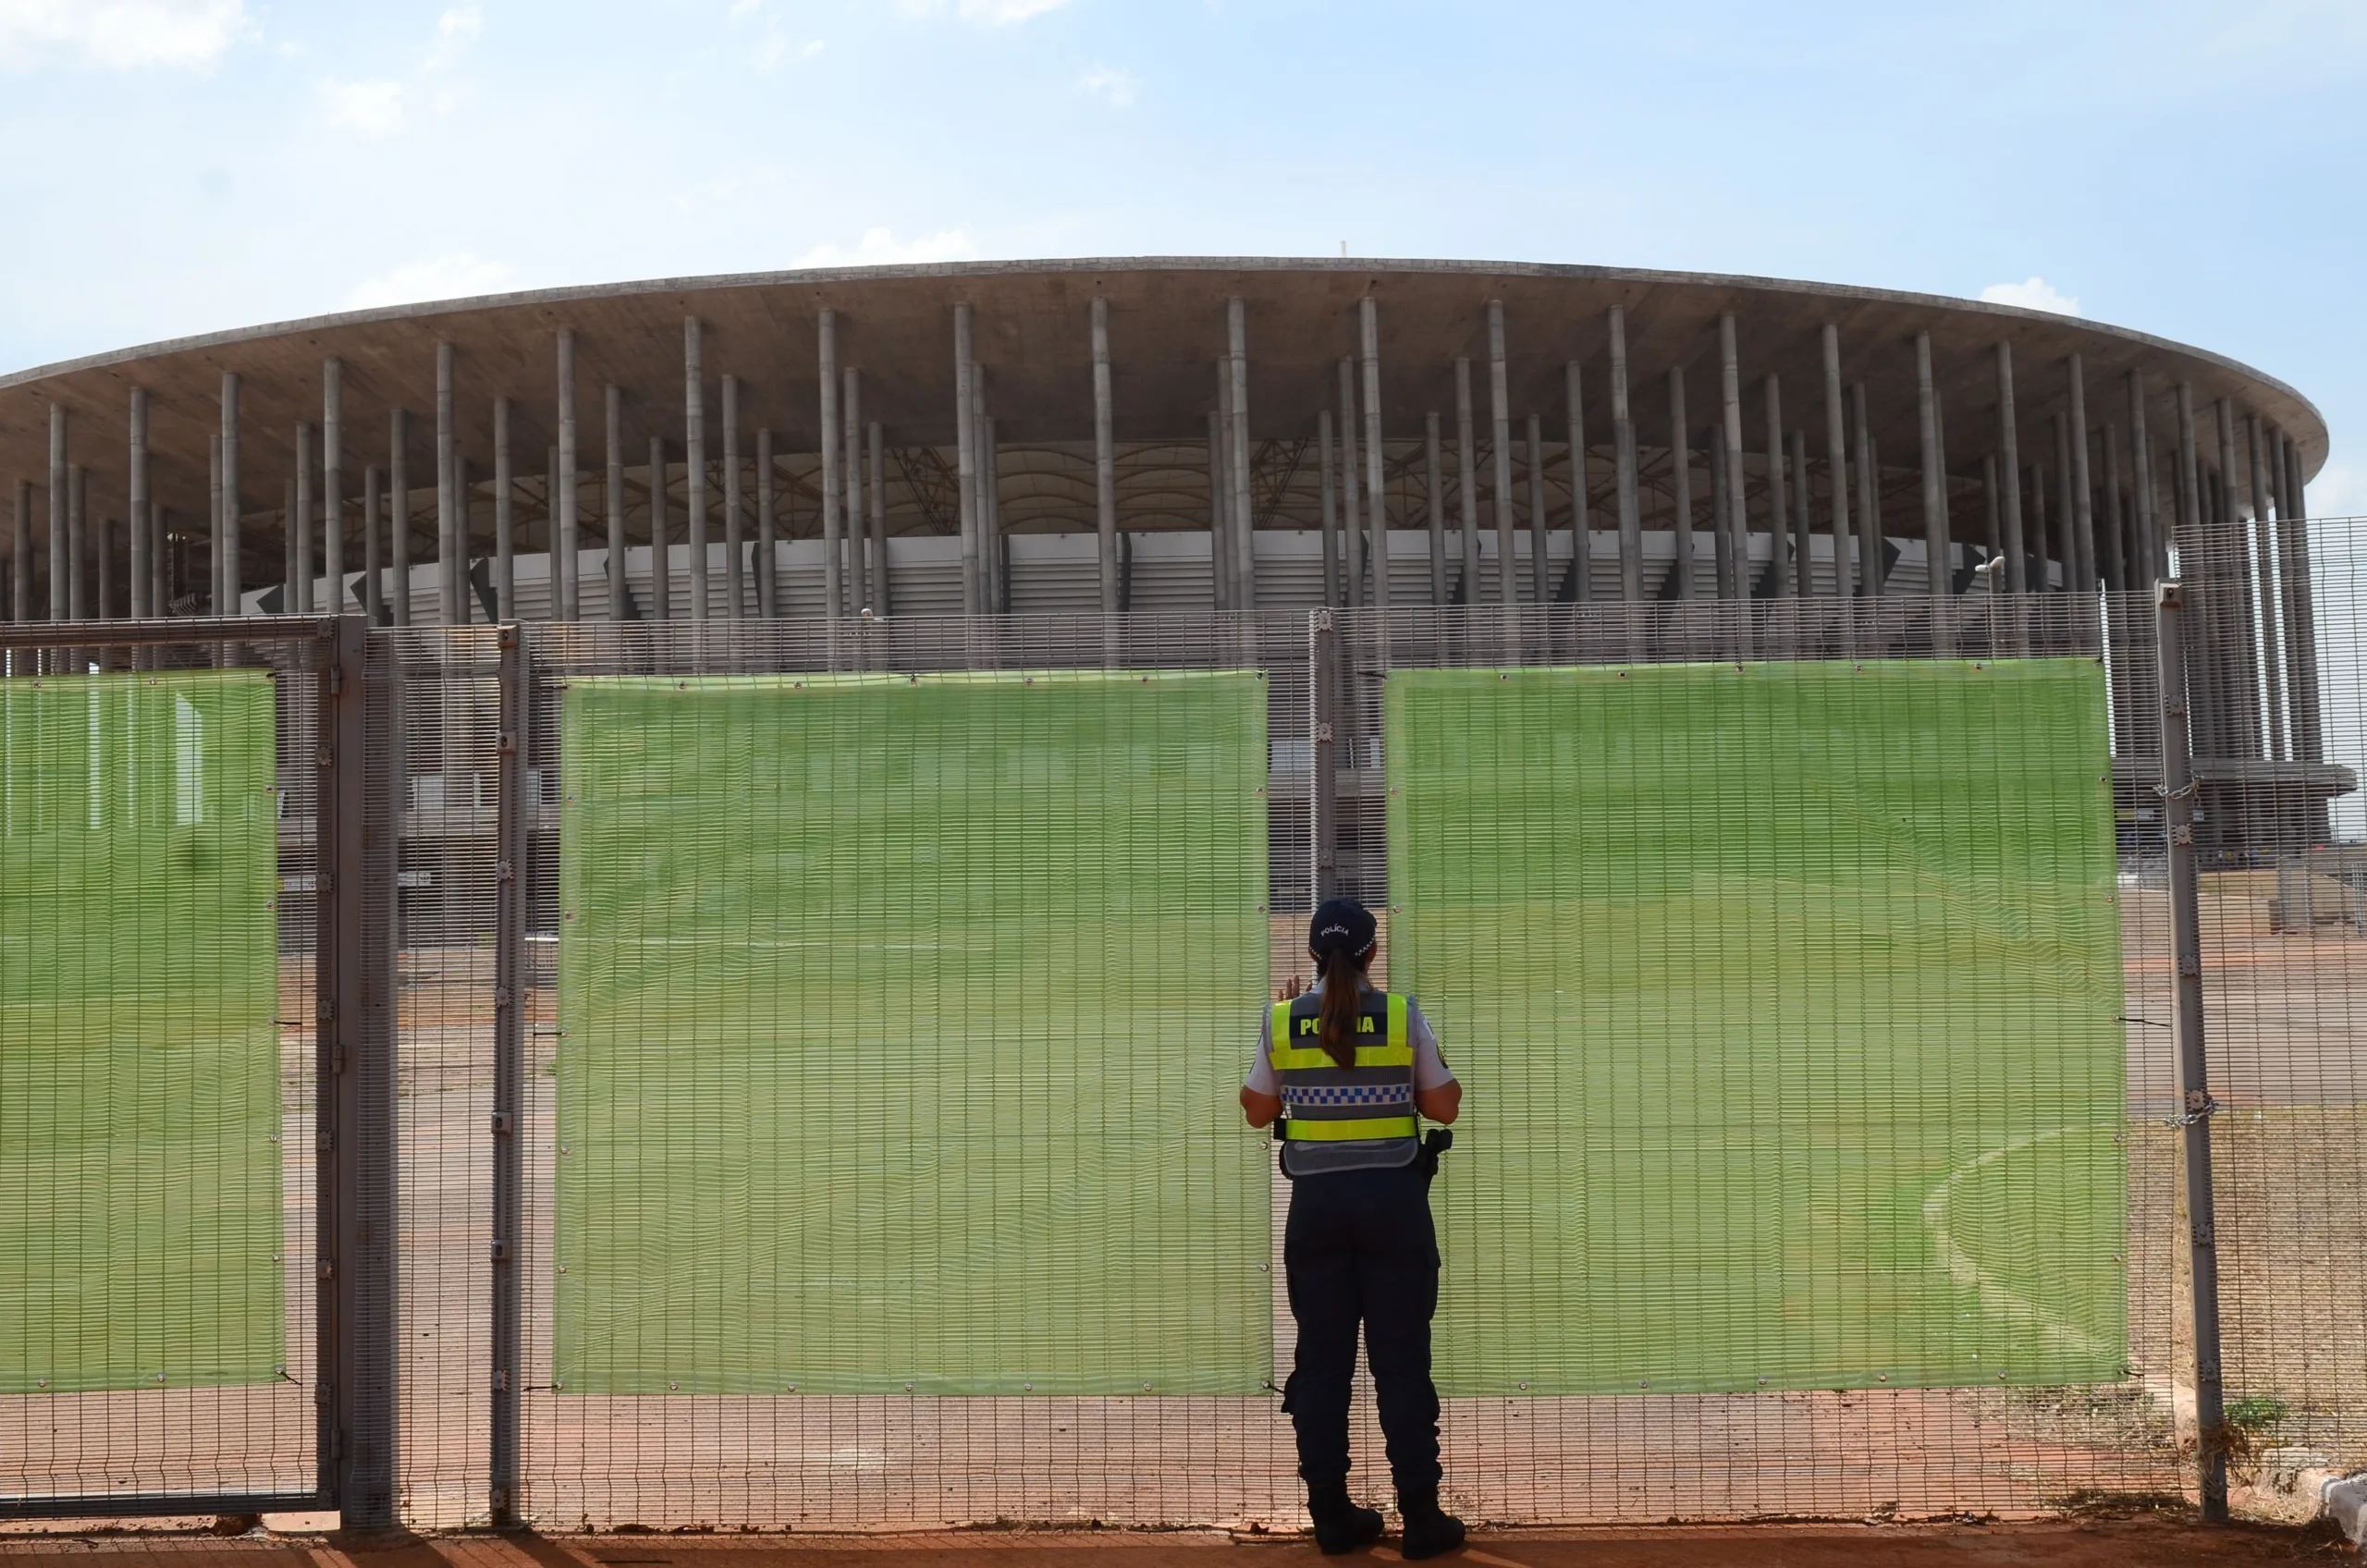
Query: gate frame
xmin=0 ymin=615 xmax=395 ymax=1527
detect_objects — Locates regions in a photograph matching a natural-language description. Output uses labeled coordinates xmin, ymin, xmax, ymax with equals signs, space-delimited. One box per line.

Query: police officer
xmin=1241 ymin=897 xmax=1466 ymax=1559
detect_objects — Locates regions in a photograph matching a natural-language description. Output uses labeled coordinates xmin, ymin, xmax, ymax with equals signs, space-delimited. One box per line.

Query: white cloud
xmin=1079 ymin=62 xmax=1134 ymax=106
xmin=0 ymin=0 xmax=245 ymax=69
xmin=791 ymin=227 xmax=979 ymax=269
xmin=424 ymin=4 xmax=481 ymax=69
xmin=894 ymin=0 xmax=1070 ymax=24
xmin=347 ymin=251 xmax=514 ymax=310
xmin=319 ymin=78 xmax=403 ymax=135
xmin=1979 ymin=276 xmax=2082 ymax=316
xmin=752 ymin=31 xmax=822 ymax=69
xmin=2307 ymin=456 xmax=2367 ymax=521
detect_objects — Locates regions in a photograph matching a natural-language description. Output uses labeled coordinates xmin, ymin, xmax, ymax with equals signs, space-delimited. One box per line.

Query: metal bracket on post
xmin=321 ymin=614 xmax=399 ymax=1530
xmin=489 ymin=622 xmax=529 ymax=1526
xmin=1311 ymin=610 xmax=1340 ymax=900
xmin=2156 ymin=578 xmax=2228 ymax=1524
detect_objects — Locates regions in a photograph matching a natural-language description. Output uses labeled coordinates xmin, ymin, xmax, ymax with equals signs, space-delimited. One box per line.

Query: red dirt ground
xmin=0 ymin=1517 xmax=2356 ymax=1568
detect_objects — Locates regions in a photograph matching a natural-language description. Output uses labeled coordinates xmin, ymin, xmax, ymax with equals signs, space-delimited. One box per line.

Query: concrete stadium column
xmin=1708 ymin=414 xmax=1732 ymax=601
xmin=953 ymin=304 xmax=978 ymax=613
xmin=93 ymin=500 xmax=110 ymax=621
xmin=1790 ymin=428 xmax=1811 ymax=592
xmin=1454 ymin=358 xmax=1478 ymax=604
xmin=1934 ymin=386 xmax=1954 ymax=590
xmin=1667 ymin=365 xmax=1693 ymax=601
xmin=2027 ymin=461 xmax=2049 ymax=587
xmin=1527 ymin=413 xmax=1548 ymax=600
xmin=362 ymin=467 xmax=381 ymax=624
xmin=1915 ymin=333 xmax=1947 ymax=601
xmin=323 ymin=358 xmax=343 ymax=606
xmin=1570 ymin=360 xmax=1593 ymax=605
xmin=981 ymin=410 xmax=1002 ymax=613
xmin=151 ymin=502 xmax=166 ymax=619
xmin=1852 ymin=383 xmax=1880 ymax=597
xmin=1487 ymin=301 xmax=1514 ymax=604
xmin=2101 ymin=425 xmax=2125 ymax=594
xmin=48 ymin=405 xmax=67 ymax=620
xmin=821 ymin=309 xmax=849 ymax=622
xmin=276 ymin=477 xmax=292 ymax=615
xmin=1821 ymin=325 xmax=1850 ymax=597
xmin=648 ymin=437 xmax=671 ymax=620
xmin=1718 ymin=314 xmax=1748 ymax=600
xmin=220 ymin=374 xmax=241 ymax=616
xmin=2053 ymin=414 xmax=2076 ymax=593
xmin=722 ymin=376 xmax=746 ymax=619
xmin=1232 ymin=298 xmax=1257 ymax=606
xmin=546 ymin=446 xmax=560 ymax=616
xmin=684 ymin=317 xmax=710 ymax=621
xmin=436 ymin=343 xmax=459 ymax=625
xmin=2173 ymin=383 xmax=2220 ymax=751
xmin=1340 ymin=357 xmax=1363 ymax=608
xmin=841 ymin=368 xmax=863 ymax=615
xmin=555 ymin=331 xmax=579 ymax=622
xmin=493 ymin=398 xmax=515 ymax=620
xmin=128 ymin=387 xmax=149 ymax=619
xmin=1424 ymin=411 xmax=1445 ymax=605
xmin=294 ymin=423 xmax=315 ymax=614
xmin=868 ymin=423 xmax=887 ymax=615
xmin=1091 ymin=297 xmax=1118 ymax=614
xmin=1602 ymin=322 xmax=1635 ymax=603
xmin=2277 ymin=430 xmax=2322 ymax=770
xmin=1208 ymin=406 xmax=1230 ymax=610
xmin=389 ymin=408 xmax=411 ymax=626
xmin=2067 ymin=356 xmax=2095 ymax=594
xmin=11 ymin=481 xmax=29 ymax=621
xmin=607 ymin=387 xmax=629 ymax=619
xmin=2248 ymin=413 xmax=2287 ymax=762
xmin=1213 ymin=362 xmax=1236 ymax=611
xmin=1608 ymin=321 xmax=1639 ymax=603
xmin=2218 ymin=398 xmax=2264 ymax=759
xmin=2128 ymin=371 xmax=2157 ymax=582
xmin=453 ymin=453 xmax=472 ymax=626
xmin=754 ymin=427 xmax=774 ymax=620
xmin=209 ymin=434 xmax=224 ymax=619
xmin=1318 ymin=409 xmax=1341 ymax=606
xmin=1763 ymin=374 xmax=1789 ymax=596
xmin=1359 ymin=297 xmax=1387 ymax=612
xmin=1993 ymin=344 xmax=2027 ymax=593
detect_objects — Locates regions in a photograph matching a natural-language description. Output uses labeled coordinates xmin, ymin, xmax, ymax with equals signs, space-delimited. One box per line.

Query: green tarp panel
xmin=556 ymin=670 xmax=1271 ymax=1396
xmin=0 ymin=671 xmax=285 ymax=1393
xmin=1383 ymin=661 xmax=2128 ymax=1397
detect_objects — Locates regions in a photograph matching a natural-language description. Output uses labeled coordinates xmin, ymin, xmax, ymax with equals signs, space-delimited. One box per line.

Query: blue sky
xmin=1 ymin=0 xmax=2361 ymax=517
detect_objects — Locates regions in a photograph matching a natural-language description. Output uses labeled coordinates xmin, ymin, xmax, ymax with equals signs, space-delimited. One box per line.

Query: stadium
xmin=1 ymin=261 xmax=2361 ymax=1539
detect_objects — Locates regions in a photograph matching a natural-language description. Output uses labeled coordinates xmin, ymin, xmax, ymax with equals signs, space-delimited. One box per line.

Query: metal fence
xmin=5 ymin=528 xmax=2363 ymax=1532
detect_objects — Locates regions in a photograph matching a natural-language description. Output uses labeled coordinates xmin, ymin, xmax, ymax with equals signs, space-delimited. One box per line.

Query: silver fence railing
xmin=5 ymin=546 xmax=2362 ymax=1531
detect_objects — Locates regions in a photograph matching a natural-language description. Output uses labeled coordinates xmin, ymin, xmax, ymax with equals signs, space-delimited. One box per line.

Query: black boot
xmin=1304 ymin=1476 xmax=1383 ymax=1555
xmin=1395 ymin=1485 xmax=1466 ymax=1561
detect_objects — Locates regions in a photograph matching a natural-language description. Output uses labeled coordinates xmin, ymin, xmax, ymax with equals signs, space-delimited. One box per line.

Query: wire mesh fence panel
xmin=1333 ymin=595 xmax=2186 ymax=1523
xmin=375 ymin=627 xmax=508 ymax=1530
xmin=0 ymin=625 xmax=333 ymax=1518
xmin=2170 ymin=516 xmax=2367 ymax=1491
xmin=514 ymin=614 xmax=1312 ymax=1531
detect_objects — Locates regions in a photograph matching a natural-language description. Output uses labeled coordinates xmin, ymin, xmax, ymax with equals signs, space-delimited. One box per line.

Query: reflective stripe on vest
xmin=1269 ymin=992 xmax=1418 ymax=1161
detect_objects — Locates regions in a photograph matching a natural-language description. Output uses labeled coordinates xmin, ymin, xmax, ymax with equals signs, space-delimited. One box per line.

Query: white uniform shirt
xmin=1244 ymin=976 xmax=1457 ymax=1097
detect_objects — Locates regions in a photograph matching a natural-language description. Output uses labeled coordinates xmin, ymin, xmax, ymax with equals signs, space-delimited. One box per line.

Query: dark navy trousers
xmin=1280 ymin=1162 xmax=1442 ymax=1490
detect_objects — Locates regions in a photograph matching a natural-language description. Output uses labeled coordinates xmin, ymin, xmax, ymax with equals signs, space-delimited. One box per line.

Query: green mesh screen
xmin=1383 ymin=660 xmax=2128 ymax=1397
xmin=0 ymin=670 xmax=284 ymax=1394
xmin=556 ymin=670 xmax=1271 ymax=1396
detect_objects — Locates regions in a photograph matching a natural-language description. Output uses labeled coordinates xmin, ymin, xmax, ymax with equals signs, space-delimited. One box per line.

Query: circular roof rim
xmin=0 ymin=254 xmax=2323 ymax=453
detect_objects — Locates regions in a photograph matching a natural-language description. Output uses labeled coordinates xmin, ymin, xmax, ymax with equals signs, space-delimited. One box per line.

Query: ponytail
xmin=1315 ymin=942 xmax=1368 ymax=1069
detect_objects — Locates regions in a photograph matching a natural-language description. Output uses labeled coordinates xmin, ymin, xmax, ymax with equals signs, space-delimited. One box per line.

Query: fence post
xmin=490 ymin=623 xmax=528 ymax=1524
xmin=322 ymin=613 xmax=400 ymax=1529
xmin=2155 ymin=580 xmax=2228 ymax=1523
xmin=1311 ymin=609 xmax=1339 ymax=903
